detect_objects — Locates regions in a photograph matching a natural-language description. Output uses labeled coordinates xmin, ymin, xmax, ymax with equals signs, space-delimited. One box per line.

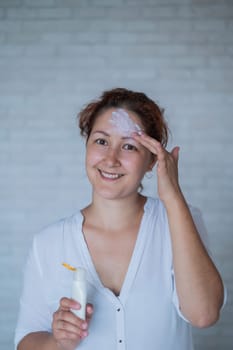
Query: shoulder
xmin=147 ymin=197 xmax=209 ymax=248
xmin=32 ymin=211 xmax=82 ymax=254
xmin=27 ymin=211 xmax=83 ymax=275
xmin=145 ymin=196 xmax=168 ymax=219
xmin=146 ymin=196 xmax=204 ymax=219
xmin=146 ymin=197 xmax=207 ymax=230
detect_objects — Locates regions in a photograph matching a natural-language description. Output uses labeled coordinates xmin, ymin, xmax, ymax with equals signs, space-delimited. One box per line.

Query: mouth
xmin=98 ymin=169 xmax=124 ymax=180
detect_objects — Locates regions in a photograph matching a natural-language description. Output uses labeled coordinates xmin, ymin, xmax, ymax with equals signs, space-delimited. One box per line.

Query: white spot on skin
xmin=110 ymin=108 xmax=142 ymax=136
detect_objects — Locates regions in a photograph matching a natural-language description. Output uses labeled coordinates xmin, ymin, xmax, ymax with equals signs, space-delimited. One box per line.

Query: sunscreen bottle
xmin=71 ymin=267 xmax=87 ymax=320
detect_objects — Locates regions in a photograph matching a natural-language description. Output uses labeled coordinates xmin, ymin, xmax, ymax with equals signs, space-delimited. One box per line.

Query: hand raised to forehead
xmin=133 ymin=132 xmax=181 ymax=204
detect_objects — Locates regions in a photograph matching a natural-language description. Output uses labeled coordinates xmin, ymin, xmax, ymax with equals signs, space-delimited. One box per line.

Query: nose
xmin=104 ymin=147 xmax=121 ymax=167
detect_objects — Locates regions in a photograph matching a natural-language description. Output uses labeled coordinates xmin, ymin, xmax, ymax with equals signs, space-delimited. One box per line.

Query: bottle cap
xmin=73 ymin=267 xmax=86 ymax=281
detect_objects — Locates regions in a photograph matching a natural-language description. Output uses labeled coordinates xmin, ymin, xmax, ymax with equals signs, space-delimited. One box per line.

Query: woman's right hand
xmin=52 ymin=297 xmax=93 ymax=350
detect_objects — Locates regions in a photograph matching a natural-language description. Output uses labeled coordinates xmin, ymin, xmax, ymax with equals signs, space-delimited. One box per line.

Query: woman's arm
xmin=18 ymin=332 xmax=58 ymax=350
xmin=133 ymin=133 xmax=224 ymax=327
xmin=165 ymin=192 xmax=224 ymax=327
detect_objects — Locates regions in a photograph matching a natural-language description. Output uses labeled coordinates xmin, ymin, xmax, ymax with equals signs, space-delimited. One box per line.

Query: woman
xmin=15 ymin=88 xmax=225 ymax=350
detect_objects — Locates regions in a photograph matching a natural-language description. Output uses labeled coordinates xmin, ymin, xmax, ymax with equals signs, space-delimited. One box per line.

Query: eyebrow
xmin=92 ymin=130 xmax=135 ymax=141
xmin=92 ymin=130 xmax=110 ymax=136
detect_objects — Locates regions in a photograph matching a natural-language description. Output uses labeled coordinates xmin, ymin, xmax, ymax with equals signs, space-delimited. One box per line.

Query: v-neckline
xmin=76 ymin=197 xmax=152 ymax=305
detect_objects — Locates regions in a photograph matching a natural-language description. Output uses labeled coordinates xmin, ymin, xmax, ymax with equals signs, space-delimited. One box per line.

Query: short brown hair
xmin=78 ymin=87 xmax=169 ymax=147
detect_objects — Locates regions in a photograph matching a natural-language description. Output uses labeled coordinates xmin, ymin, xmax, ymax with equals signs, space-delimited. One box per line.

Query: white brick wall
xmin=1 ymin=1 xmax=232 ymax=349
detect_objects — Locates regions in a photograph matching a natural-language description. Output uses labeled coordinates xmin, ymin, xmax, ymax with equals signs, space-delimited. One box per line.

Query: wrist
xmin=161 ymin=189 xmax=187 ymax=213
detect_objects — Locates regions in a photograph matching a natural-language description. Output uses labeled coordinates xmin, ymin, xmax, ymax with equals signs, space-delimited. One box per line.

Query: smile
xmin=99 ymin=170 xmax=123 ymax=179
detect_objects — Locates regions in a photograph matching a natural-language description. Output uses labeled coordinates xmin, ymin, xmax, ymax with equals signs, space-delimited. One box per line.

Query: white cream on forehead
xmin=109 ymin=108 xmax=142 ymax=136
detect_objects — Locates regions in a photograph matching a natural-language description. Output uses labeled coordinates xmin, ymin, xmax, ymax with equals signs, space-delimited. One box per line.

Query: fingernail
xmin=72 ymin=301 xmax=80 ymax=309
xmin=81 ymin=331 xmax=88 ymax=338
xmin=132 ymin=131 xmax=141 ymax=137
xmin=82 ymin=322 xmax=88 ymax=330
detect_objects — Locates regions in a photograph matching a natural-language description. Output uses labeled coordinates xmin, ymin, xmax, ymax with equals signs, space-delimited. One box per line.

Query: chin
xmin=95 ymin=187 xmax=138 ymax=201
xmin=96 ymin=190 xmax=124 ymax=201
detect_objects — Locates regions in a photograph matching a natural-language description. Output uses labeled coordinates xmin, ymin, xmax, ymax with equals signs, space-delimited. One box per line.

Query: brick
xmin=38 ymin=7 xmax=72 ymax=18
xmin=6 ymin=8 xmax=37 ymax=19
xmin=23 ymin=0 xmax=55 ymax=6
xmin=0 ymin=44 xmax=24 ymax=56
xmin=0 ymin=8 xmax=6 ymax=18
xmin=0 ymin=19 xmax=21 ymax=32
xmin=55 ymin=0 xmax=89 ymax=6
xmin=0 ymin=0 xmax=21 ymax=6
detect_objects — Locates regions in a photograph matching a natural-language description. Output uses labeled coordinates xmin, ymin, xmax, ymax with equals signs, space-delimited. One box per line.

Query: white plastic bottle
xmin=71 ymin=267 xmax=87 ymax=320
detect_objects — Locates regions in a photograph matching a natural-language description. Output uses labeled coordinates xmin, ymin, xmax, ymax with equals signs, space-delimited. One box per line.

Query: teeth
xmin=100 ymin=170 xmax=122 ymax=179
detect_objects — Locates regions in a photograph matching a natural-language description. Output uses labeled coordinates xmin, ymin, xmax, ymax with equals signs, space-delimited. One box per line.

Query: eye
xmin=95 ymin=138 xmax=107 ymax=146
xmin=122 ymin=143 xmax=138 ymax=151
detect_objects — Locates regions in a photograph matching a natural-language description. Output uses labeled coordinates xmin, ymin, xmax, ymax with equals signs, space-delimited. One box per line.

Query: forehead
xmin=93 ymin=108 xmax=142 ymax=128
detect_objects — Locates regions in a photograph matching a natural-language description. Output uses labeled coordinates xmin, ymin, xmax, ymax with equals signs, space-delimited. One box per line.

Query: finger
xmin=54 ymin=307 xmax=85 ymax=329
xmin=138 ymin=135 xmax=168 ymax=163
xmin=55 ymin=318 xmax=80 ymax=335
xmin=54 ymin=329 xmax=81 ymax=341
xmin=171 ymin=146 xmax=180 ymax=164
xmin=53 ymin=309 xmax=88 ymax=338
xmin=86 ymin=303 xmax=94 ymax=323
xmin=60 ymin=297 xmax=81 ymax=311
xmin=133 ymin=132 xmax=162 ymax=155
xmin=53 ymin=324 xmax=86 ymax=343
xmin=56 ymin=319 xmax=88 ymax=337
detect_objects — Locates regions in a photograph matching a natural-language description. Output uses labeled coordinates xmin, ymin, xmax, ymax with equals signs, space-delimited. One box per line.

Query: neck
xmin=84 ymin=193 xmax=147 ymax=231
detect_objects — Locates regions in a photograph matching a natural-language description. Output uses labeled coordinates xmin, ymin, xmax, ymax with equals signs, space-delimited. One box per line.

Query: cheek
xmin=86 ymin=147 xmax=105 ymax=165
xmin=120 ymin=153 xmax=137 ymax=166
xmin=123 ymin=154 xmax=150 ymax=172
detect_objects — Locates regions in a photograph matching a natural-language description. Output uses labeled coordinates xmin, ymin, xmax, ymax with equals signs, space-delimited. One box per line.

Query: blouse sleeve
xmin=171 ymin=205 xmax=227 ymax=322
xmin=14 ymin=235 xmax=52 ymax=349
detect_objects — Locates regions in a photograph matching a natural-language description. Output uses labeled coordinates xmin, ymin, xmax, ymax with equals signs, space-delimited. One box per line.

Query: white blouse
xmin=15 ymin=197 xmax=211 ymax=350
